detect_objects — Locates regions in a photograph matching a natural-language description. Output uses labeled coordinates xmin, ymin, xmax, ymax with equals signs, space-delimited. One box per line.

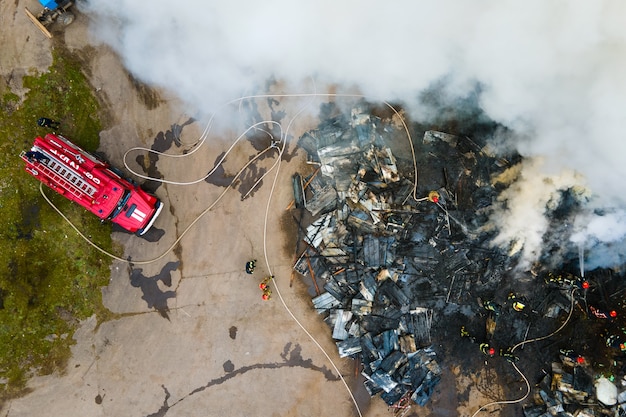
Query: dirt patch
xmin=127 ymin=72 xmax=164 ymax=110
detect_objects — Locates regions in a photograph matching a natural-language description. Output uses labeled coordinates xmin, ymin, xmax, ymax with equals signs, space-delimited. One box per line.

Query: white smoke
xmin=80 ymin=0 xmax=626 ymax=270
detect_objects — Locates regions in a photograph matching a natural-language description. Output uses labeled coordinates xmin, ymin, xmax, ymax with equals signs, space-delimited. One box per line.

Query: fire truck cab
xmin=21 ymin=133 xmax=163 ymax=235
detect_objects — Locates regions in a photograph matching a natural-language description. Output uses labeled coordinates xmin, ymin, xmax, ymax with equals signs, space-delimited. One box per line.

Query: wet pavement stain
xmin=204 ymin=152 xmax=234 ymax=187
xmin=203 ymin=97 xmax=298 ymax=199
xmin=204 ymin=151 xmax=268 ymax=200
xmin=222 ymin=360 xmax=235 ymax=373
xmin=129 ymin=261 xmax=180 ymax=319
xmin=265 ymin=97 xmax=298 ymax=163
xmin=237 ymin=164 xmax=267 ymax=200
xmin=126 ymin=73 xmax=164 ymax=110
xmin=143 ymin=343 xmax=338 ymax=417
xmin=137 ymin=119 xmax=195 ymax=194
xmin=229 ymin=326 xmax=237 ymax=340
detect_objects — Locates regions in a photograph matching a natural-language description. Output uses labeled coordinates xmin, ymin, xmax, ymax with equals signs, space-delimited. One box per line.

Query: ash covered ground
xmin=287 ymin=99 xmax=626 ymax=416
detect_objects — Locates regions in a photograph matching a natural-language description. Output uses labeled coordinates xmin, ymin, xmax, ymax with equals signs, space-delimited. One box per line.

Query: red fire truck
xmin=20 ymin=133 xmax=163 ymax=235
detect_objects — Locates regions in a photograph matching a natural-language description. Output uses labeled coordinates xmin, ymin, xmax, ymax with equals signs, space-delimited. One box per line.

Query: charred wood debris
xmin=288 ymin=103 xmax=626 ymax=415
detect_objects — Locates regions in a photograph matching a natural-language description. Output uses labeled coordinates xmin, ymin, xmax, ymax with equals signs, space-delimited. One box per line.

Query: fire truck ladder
xmin=23 ymin=150 xmax=97 ymax=199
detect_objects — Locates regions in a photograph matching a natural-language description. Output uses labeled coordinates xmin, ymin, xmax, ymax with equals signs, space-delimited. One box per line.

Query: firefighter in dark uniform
xmin=507 ymin=292 xmax=529 ymax=311
xmin=25 ymin=150 xmax=49 ymax=164
xmin=499 ymin=347 xmax=519 ymax=363
xmin=245 ymin=259 xmax=257 ymax=274
xmin=37 ymin=117 xmax=60 ymax=129
xmin=480 ymin=343 xmax=496 ymax=357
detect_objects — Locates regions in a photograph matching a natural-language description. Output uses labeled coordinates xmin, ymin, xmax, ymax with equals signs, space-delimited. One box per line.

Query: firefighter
xmin=460 ymin=326 xmax=477 ymax=343
xmin=262 ymin=287 xmax=272 ymax=301
xmin=245 ymin=259 xmax=257 ymax=274
xmin=461 ymin=327 xmax=495 ymax=357
xmin=606 ymin=334 xmax=626 ymax=352
xmin=37 ymin=117 xmax=60 ymax=129
xmin=482 ymin=300 xmax=501 ymax=316
xmin=259 ymin=276 xmax=272 ymax=290
xmin=427 ymin=190 xmax=440 ymax=203
xmin=460 ymin=326 xmax=470 ymax=338
xmin=507 ymin=292 xmax=527 ymax=312
xmin=480 ymin=343 xmax=496 ymax=357
xmin=25 ymin=150 xmax=49 ymax=164
xmin=499 ymin=347 xmax=519 ymax=363
xmin=560 ymin=349 xmax=585 ymax=366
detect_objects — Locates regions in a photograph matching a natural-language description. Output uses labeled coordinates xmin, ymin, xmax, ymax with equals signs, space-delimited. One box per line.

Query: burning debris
xmin=291 ymin=103 xmax=510 ymax=408
xmin=289 ymin=102 xmax=626 ymax=414
xmin=523 ymin=351 xmax=626 ymax=417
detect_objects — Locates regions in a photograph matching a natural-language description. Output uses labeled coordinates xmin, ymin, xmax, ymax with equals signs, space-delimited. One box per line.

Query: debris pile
xmin=291 ymin=104 xmax=515 ymax=408
xmin=523 ymin=352 xmax=626 ymax=417
xmin=290 ymin=103 xmax=626 ymax=414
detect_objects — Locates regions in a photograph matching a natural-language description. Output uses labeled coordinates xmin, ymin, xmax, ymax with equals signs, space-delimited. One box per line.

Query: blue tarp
xmin=40 ymin=0 xmax=59 ymax=10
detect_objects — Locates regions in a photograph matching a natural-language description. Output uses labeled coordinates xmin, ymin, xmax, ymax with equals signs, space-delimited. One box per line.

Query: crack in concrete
xmin=146 ymin=385 xmax=171 ymax=417
xmin=144 ymin=342 xmax=339 ymax=417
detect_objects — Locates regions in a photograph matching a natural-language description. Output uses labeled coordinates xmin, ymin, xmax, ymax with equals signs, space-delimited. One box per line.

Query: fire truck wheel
xmin=59 ymin=12 xmax=75 ymax=26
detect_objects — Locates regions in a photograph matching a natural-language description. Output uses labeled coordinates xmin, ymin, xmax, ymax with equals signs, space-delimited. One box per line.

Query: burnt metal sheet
xmin=361 ymin=315 xmax=400 ymax=334
xmin=378 ymin=279 xmax=410 ymax=307
xmin=423 ymin=130 xmax=458 ymax=145
xmin=351 ymin=298 xmax=372 ymax=315
xmin=359 ymin=275 xmax=378 ymax=302
xmin=336 ymin=337 xmax=362 ymax=358
xmin=292 ymin=173 xmax=305 ymax=209
xmin=402 ymin=308 xmax=433 ymax=347
xmin=347 ymin=210 xmax=378 ymax=234
xmin=410 ymin=370 xmax=441 ymax=406
xmin=380 ymin=330 xmax=400 ymax=358
xmin=363 ymin=235 xmax=381 ymax=267
xmin=369 ymin=369 xmax=398 ymax=393
xmin=378 ymin=350 xmax=407 ymax=374
xmin=364 ymin=378 xmax=384 ymax=396
xmin=323 ymin=278 xmax=347 ymax=304
xmin=312 ymin=292 xmax=341 ymax=314
xmin=332 ymin=310 xmax=353 ymax=340
xmin=304 ymin=214 xmax=332 ymax=248
xmin=380 ymin=384 xmax=408 ymax=406
xmin=305 ymin=185 xmax=337 ymax=216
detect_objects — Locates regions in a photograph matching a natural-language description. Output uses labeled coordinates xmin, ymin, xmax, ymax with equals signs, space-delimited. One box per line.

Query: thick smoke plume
xmin=81 ymin=0 xmax=626 ymax=271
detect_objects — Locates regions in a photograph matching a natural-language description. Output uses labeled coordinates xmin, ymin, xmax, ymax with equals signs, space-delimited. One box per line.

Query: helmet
xmin=513 ymin=301 xmax=526 ymax=312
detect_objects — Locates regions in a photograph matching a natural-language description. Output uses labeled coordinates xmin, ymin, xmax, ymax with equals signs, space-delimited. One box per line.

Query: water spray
xmin=579 ymin=243 xmax=585 ymax=278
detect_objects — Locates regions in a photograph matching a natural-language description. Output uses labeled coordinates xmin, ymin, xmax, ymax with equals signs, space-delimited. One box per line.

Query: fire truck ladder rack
xmin=21 ymin=150 xmax=97 ymax=199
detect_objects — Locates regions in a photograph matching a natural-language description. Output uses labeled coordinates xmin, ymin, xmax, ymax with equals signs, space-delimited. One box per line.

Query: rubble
xmin=523 ymin=353 xmax=626 ymax=416
xmin=289 ymin=102 xmax=626 ymax=414
xmin=292 ymin=104 xmax=503 ymax=408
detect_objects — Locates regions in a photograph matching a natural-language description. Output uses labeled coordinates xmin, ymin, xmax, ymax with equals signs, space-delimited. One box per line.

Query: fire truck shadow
xmin=112 ymin=223 xmax=165 ymax=242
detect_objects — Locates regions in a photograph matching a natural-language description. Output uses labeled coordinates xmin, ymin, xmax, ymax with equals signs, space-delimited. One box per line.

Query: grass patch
xmin=0 ymin=47 xmax=119 ymax=399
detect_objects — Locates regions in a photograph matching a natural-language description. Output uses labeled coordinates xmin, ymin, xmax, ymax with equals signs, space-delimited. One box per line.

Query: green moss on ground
xmin=0 ymin=47 xmax=118 ymax=399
